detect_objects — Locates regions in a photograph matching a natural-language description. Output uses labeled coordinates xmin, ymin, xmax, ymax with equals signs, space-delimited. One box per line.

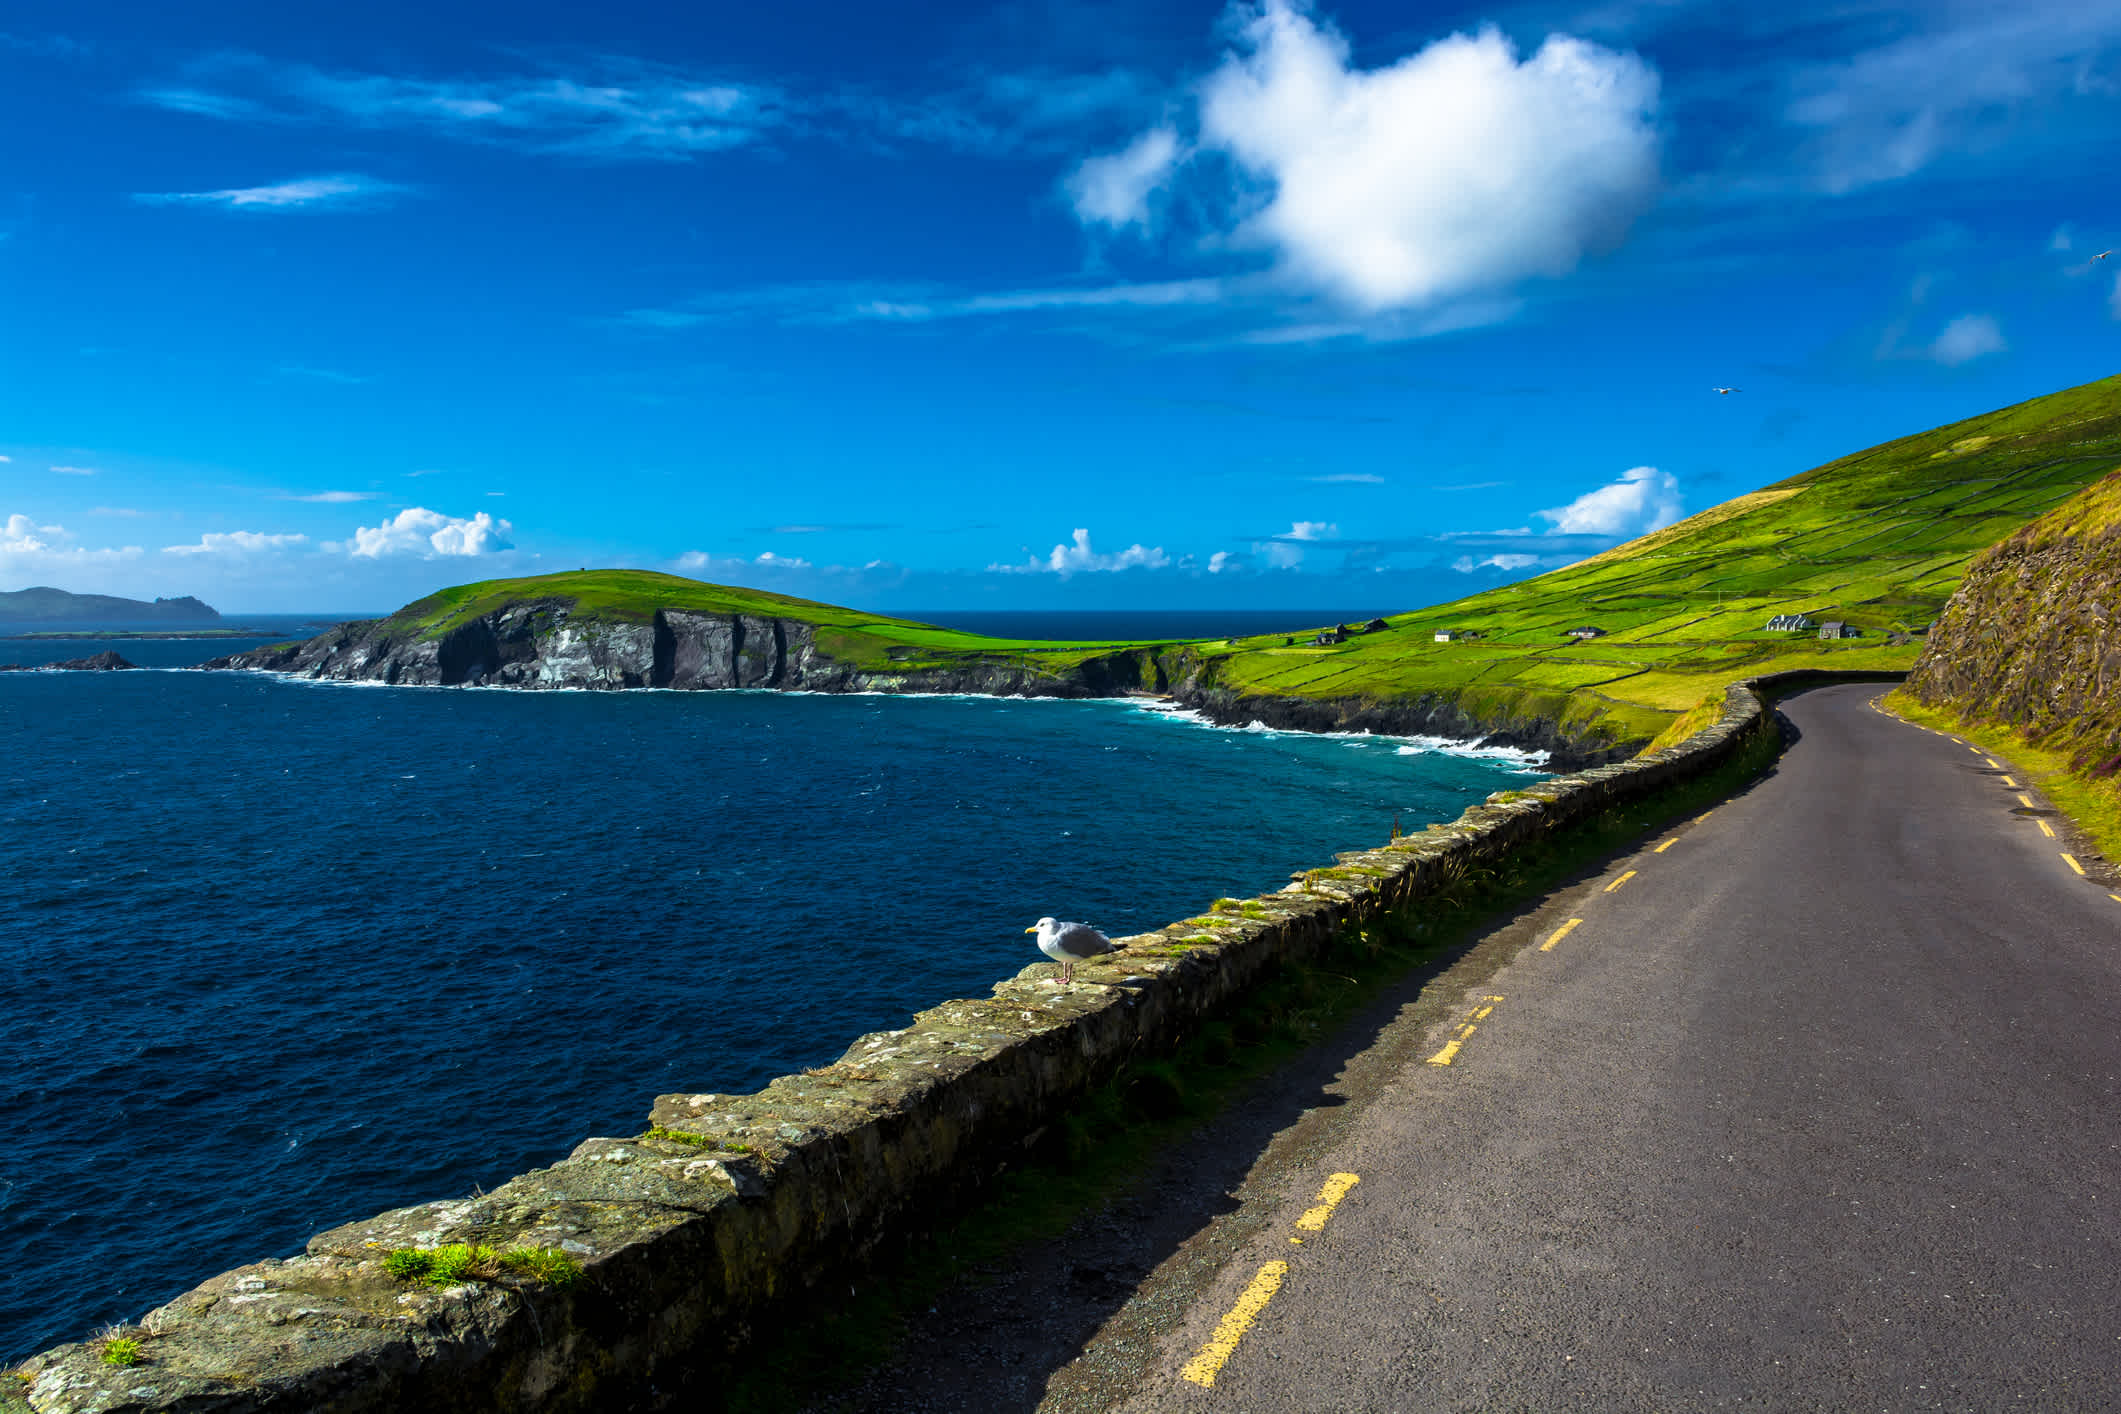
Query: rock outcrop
xmin=0 ymin=650 xmax=137 ymax=673
xmin=1904 ymin=468 xmax=2121 ymax=774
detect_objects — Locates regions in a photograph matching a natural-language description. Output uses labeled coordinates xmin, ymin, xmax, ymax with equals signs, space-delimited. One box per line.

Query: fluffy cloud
xmin=1928 ymin=313 xmax=2007 ymax=366
xmin=1285 ymin=520 xmax=1338 ymax=541
xmin=344 ymin=507 xmax=513 ymax=558
xmin=163 ymin=531 xmax=308 ymax=556
xmin=3 ymin=513 xmax=60 ymax=553
xmin=1073 ymin=2 xmax=1661 ymax=312
xmin=1 ymin=513 xmax=142 ymax=563
xmin=135 ymin=174 xmax=406 ymax=211
xmin=991 ymin=528 xmax=1172 ymax=575
xmin=1067 ymin=126 xmax=1182 ymax=229
xmin=1536 ymin=466 xmax=1683 ymax=537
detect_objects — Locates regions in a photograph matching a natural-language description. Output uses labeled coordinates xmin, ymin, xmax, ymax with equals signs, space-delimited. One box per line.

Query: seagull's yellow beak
xmin=1024 ymin=925 xmax=1037 ymax=934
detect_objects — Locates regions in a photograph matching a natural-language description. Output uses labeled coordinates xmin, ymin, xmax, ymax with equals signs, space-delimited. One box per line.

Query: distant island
xmin=0 ymin=586 xmax=220 ymax=626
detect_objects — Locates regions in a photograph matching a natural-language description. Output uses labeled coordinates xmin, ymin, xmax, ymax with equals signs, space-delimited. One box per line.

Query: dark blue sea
xmin=0 ymin=620 xmax=1540 ymax=1360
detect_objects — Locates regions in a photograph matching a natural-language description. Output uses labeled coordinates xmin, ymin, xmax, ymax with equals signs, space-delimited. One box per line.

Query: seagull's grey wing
xmin=1053 ymin=921 xmax=1116 ymax=959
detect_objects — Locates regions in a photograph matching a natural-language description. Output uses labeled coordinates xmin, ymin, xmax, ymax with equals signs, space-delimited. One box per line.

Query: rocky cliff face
xmin=201 ymin=600 xmax=1148 ymax=699
xmin=1905 ymin=468 xmax=2121 ymax=773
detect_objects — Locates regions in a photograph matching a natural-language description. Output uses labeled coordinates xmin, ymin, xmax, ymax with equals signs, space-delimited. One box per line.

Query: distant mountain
xmin=0 ymin=587 xmax=220 ymax=625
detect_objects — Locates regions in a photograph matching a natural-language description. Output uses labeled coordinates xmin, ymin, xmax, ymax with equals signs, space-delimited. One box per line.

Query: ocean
xmin=0 ymin=620 xmax=1540 ymax=1359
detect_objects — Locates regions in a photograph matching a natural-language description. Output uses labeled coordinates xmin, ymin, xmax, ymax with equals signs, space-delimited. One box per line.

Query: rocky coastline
xmin=198 ymin=601 xmax=1635 ymax=770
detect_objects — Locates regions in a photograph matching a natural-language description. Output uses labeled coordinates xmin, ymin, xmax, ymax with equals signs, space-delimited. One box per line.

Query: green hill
xmin=1177 ymin=371 xmax=2121 ymax=749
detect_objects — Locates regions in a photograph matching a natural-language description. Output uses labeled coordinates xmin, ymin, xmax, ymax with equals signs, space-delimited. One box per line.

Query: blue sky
xmin=2 ymin=0 xmax=2117 ymax=614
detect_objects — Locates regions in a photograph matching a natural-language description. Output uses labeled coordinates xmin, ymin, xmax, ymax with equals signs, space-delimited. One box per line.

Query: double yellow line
xmin=1180 ymin=1172 xmax=1361 ymax=1387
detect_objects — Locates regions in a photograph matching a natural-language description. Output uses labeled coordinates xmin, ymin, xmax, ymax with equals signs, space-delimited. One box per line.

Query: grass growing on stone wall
xmin=716 ymin=720 xmax=1786 ymax=1413
xmin=381 ymin=1243 xmax=583 ymax=1290
xmin=1884 ymin=690 xmax=2121 ymax=868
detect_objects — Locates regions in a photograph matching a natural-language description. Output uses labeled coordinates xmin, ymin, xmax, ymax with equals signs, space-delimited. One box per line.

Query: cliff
xmin=1903 ymin=467 xmax=2121 ymax=775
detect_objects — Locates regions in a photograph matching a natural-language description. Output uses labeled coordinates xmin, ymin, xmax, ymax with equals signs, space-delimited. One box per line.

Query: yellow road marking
xmin=1540 ymin=918 xmax=1583 ymax=952
xmin=2063 ymin=854 xmax=2086 ymax=876
xmin=1654 ymin=837 xmax=1678 ymax=853
xmin=2018 ymin=794 xmax=2035 ymax=808
xmin=1605 ymin=870 xmax=1637 ymax=893
xmin=1985 ymin=757 xmax=2000 ymax=768
xmin=1181 ymin=1261 xmax=1289 ymax=1387
xmin=2001 ymin=776 xmax=2018 ymax=788
xmin=2109 ymin=894 xmax=2121 ymax=904
xmin=1427 ymin=996 xmax=1504 ymax=1065
xmin=2038 ymin=819 xmax=2055 ymax=838
xmin=1295 ymin=1173 xmax=1360 ymax=1232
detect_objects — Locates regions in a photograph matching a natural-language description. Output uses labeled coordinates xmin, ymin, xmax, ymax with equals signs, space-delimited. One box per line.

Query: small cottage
xmin=1434 ymin=628 xmax=1482 ymax=643
xmin=1767 ymin=613 xmax=1815 ymax=632
xmin=1817 ymin=621 xmax=1861 ymax=640
xmin=1566 ymin=625 xmax=1606 ymax=640
xmin=1365 ymin=618 xmax=1389 ymax=633
xmin=1312 ymin=629 xmax=1345 ymax=646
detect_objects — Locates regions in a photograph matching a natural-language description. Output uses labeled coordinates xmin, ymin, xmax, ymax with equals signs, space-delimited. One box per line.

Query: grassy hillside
xmin=1179 ymin=371 xmax=2121 ymax=746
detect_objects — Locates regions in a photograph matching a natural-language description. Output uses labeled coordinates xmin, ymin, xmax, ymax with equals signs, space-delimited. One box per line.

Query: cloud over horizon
xmin=135 ymin=173 xmax=407 ymax=211
xmin=1535 ymin=465 xmax=1683 ymax=537
xmin=991 ymin=528 xmax=1172 ymax=575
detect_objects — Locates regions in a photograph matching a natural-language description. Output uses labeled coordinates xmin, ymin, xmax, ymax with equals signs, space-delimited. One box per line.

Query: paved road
xmin=1091 ymin=685 xmax=2121 ymax=1412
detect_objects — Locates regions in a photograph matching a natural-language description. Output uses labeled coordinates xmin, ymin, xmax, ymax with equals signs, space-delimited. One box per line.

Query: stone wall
xmin=8 ymin=673 xmax=1830 ymax=1414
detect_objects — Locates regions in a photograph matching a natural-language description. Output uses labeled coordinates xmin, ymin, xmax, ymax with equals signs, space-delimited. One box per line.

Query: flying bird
xmin=1713 ymin=387 xmax=1742 ymax=395
xmin=1027 ymin=916 xmax=1117 ymax=984
xmin=2094 ymin=250 xmax=2114 ymax=262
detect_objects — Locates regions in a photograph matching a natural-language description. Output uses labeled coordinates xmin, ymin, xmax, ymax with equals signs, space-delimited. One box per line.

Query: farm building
xmin=1565 ymin=625 xmax=1606 ymax=639
xmin=1433 ymin=629 xmax=1483 ymax=643
xmin=1767 ymin=614 xmax=1816 ymax=631
xmin=1817 ymin=621 xmax=1862 ymax=639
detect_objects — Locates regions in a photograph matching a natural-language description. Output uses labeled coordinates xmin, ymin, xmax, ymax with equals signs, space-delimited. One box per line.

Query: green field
xmin=1179 ymin=371 xmax=2121 ymax=746
xmin=387 ymin=373 xmax=2120 ymax=749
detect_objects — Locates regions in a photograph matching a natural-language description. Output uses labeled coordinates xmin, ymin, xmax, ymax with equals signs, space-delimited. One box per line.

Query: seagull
xmin=1027 ymin=916 xmax=1117 ymax=984
xmin=2094 ymin=250 xmax=2114 ymax=262
xmin=1712 ymin=386 xmax=1741 ymax=395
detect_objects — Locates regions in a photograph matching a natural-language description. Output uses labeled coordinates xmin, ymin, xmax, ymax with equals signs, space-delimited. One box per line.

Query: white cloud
xmin=1208 ymin=550 xmax=1235 ymax=573
xmin=1928 ymin=313 xmax=2006 ymax=366
xmin=50 ymin=464 xmax=96 ymax=476
xmin=346 ymin=507 xmax=514 ymax=558
xmin=0 ymin=513 xmax=142 ymax=564
xmin=1309 ymin=472 xmax=1383 ymax=483
xmin=285 ymin=490 xmax=377 ymax=503
xmin=674 ymin=550 xmax=713 ymax=571
xmin=991 ymin=528 xmax=1172 ymax=575
xmin=1452 ymin=552 xmax=1545 ymax=572
xmin=0 ymin=454 xmax=10 ymax=462
xmin=1066 ymin=126 xmax=1182 ymax=229
xmin=1286 ymin=520 xmax=1338 ymax=541
xmin=755 ymin=550 xmax=811 ymax=569
xmin=1081 ymin=3 xmax=1661 ymax=311
xmin=3 ymin=513 xmax=60 ymax=552
xmin=163 ymin=530 xmax=308 ymax=556
xmin=1535 ymin=465 xmax=1682 ymax=536
xmin=135 ymin=173 xmax=406 ymax=211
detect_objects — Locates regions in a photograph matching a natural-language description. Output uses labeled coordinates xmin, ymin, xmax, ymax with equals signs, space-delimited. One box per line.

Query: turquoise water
xmin=0 ymin=666 xmax=1539 ymax=1358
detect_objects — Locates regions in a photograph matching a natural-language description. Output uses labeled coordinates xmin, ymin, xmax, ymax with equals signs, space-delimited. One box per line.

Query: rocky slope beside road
xmin=1904 ymin=468 xmax=2121 ymax=774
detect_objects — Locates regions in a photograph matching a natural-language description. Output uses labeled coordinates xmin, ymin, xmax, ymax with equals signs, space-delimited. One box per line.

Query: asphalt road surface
xmin=1083 ymin=684 xmax=2121 ymax=1412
